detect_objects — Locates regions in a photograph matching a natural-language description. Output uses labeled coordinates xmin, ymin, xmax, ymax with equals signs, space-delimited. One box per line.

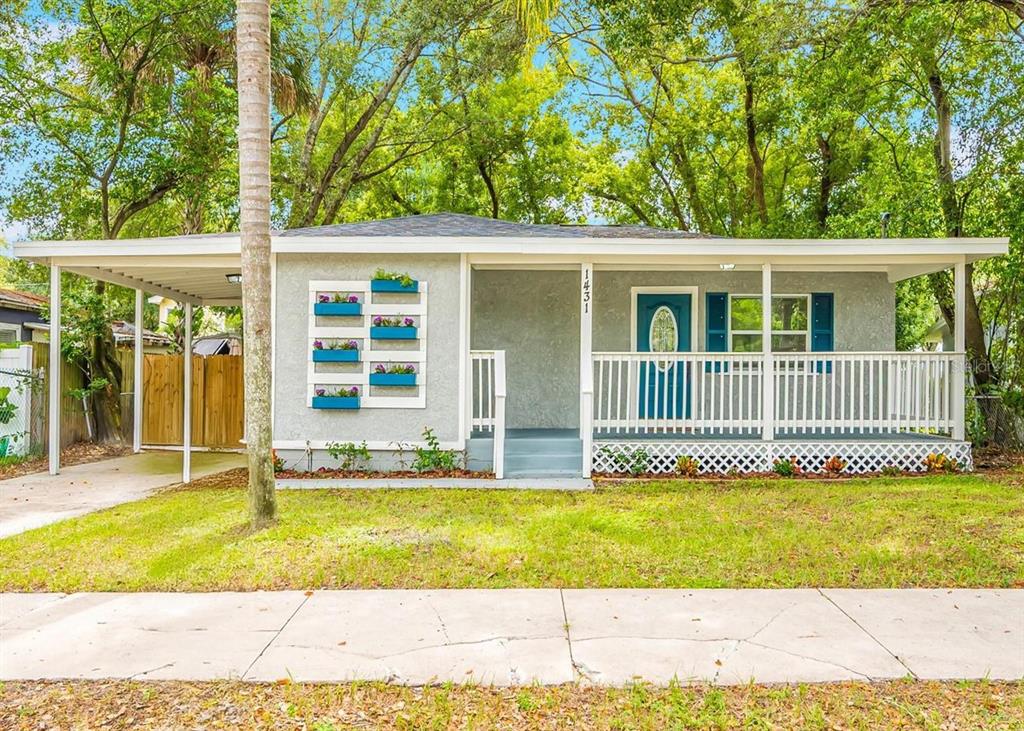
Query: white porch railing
xmin=592 ymin=351 xmax=963 ymax=437
xmin=470 ymin=349 xmax=506 ymax=477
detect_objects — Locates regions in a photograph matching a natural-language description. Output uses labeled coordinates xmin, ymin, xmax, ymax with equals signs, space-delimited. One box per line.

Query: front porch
xmin=466 ymin=256 xmax=971 ymax=478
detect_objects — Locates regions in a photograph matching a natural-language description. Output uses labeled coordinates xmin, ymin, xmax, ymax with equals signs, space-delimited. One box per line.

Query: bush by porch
xmin=1 ymin=468 xmax=1020 ymax=592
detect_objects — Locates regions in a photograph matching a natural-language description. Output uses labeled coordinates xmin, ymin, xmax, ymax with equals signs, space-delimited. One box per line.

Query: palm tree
xmin=236 ymin=0 xmax=276 ymax=527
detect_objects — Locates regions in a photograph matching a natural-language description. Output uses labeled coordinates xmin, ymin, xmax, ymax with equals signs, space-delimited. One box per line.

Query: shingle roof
xmin=278 ymin=212 xmax=710 ymax=239
xmin=0 ymin=287 xmax=47 ymax=311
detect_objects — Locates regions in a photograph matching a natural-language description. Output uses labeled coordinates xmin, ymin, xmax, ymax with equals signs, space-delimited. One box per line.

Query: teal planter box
xmin=312 ymin=396 xmax=360 ymax=410
xmin=371 ymin=279 xmax=418 ymax=293
xmin=314 ymin=302 xmax=361 ymax=316
xmin=370 ymin=373 xmax=417 ymax=386
xmin=312 ymin=349 xmax=359 ymax=363
xmin=370 ymin=326 xmax=417 ymax=340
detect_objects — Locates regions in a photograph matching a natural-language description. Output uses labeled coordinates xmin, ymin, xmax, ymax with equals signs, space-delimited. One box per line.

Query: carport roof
xmin=11 ymin=213 xmax=1009 ymax=305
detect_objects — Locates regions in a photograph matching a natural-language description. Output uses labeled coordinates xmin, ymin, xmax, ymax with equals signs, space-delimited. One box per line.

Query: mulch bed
xmin=277 ymin=468 xmax=494 ymax=479
xmin=0 ymin=443 xmax=133 ymax=481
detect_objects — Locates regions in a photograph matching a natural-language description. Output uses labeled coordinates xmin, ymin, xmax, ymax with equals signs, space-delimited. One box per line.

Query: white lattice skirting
xmin=593 ymin=440 xmax=973 ymax=475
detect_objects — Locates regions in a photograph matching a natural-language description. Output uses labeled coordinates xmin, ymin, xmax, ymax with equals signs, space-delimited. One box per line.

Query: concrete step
xmin=504 ymin=439 xmax=583 ymax=456
xmin=504 ymin=468 xmax=583 ymax=478
xmin=504 ymin=453 xmax=582 ymax=472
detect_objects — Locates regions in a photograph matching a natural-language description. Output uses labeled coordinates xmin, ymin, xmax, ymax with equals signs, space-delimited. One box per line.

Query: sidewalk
xmin=2 ymin=589 xmax=1021 ymax=685
xmin=0 ymin=451 xmax=245 ymax=538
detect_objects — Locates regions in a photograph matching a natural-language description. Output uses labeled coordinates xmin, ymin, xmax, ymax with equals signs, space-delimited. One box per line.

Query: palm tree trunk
xmin=237 ymin=0 xmax=276 ymax=527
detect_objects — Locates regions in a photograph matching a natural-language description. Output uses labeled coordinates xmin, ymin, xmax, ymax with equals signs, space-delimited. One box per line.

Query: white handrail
xmin=493 ymin=350 xmax=506 ymax=479
xmin=591 ymin=351 xmax=963 ymax=438
xmin=470 ymin=349 xmax=506 ymax=478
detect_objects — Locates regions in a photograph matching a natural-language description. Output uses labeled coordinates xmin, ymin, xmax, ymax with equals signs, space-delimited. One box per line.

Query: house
xmin=0 ymin=287 xmax=47 ymax=343
xmin=24 ymin=320 xmax=172 ymax=353
xmin=193 ymin=332 xmax=242 ymax=356
xmin=13 ymin=213 xmax=1008 ymax=480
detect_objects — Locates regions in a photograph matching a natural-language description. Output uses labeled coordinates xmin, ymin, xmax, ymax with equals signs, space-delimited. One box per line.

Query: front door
xmin=636 ymin=293 xmax=691 ymax=419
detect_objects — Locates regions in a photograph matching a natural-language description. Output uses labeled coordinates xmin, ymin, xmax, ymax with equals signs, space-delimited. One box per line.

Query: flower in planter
xmin=312 ymin=339 xmax=324 ymax=350
xmin=373 ymin=316 xmax=383 ymax=326
xmin=318 ymin=294 xmax=330 ymax=303
xmin=373 ymin=363 xmax=388 ymax=374
xmin=403 ymin=317 xmax=415 ymax=327
xmin=315 ymin=388 xmax=326 ymax=396
xmin=347 ymin=294 xmax=359 ymax=303
xmin=373 ymin=268 xmax=415 ymax=287
xmin=340 ymin=340 xmax=359 ymax=350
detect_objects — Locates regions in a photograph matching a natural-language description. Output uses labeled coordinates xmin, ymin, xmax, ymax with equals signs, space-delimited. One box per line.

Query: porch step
xmin=467 ymin=430 xmax=584 ymax=478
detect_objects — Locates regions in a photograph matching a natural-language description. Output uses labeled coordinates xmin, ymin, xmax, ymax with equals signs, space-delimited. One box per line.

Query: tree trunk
xmin=740 ymin=67 xmax=768 ymax=225
xmin=926 ymin=60 xmax=1010 ymax=444
xmin=88 ymin=280 xmax=125 ymax=444
xmin=815 ymin=133 xmax=834 ymax=231
xmin=237 ymin=0 xmax=276 ymax=527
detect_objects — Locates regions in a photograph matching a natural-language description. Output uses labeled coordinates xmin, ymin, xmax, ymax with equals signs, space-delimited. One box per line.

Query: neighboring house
xmin=0 ymin=287 xmax=47 ymax=343
xmin=25 ymin=320 xmax=172 ymax=354
xmin=15 ymin=213 xmax=1009 ymax=480
xmin=193 ymin=332 xmax=242 ymax=356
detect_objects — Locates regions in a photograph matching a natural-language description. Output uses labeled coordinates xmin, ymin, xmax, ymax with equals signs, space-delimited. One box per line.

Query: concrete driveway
xmin=0 ymin=451 xmax=245 ymax=538
xmin=1 ymin=588 xmax=1020 ymax=685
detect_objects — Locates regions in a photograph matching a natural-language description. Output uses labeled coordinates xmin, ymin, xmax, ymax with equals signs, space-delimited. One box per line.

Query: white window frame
xmin=728 ymin=293 xmax=811 ymax=353
xmin=0 ymin=323 xmax=22 ymax=344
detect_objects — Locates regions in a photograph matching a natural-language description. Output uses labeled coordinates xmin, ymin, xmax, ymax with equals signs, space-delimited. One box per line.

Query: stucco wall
xmin=593 ymin=271 xmax=894 ymax=352
xmin=274 ymin=253 xmax=462 ymax=446
xmin=471 ymin=270 xmax=580 ymax=429
xmin=471 ymin=269 xmax=894 ymax=430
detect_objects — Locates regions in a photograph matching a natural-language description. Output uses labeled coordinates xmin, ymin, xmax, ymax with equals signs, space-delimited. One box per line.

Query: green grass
xmin=1 ymin=473 xmax=1022 ymax=592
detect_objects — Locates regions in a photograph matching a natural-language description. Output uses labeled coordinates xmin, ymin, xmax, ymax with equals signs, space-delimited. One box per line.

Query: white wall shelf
xmin=307 ymin=279 xmax=428 ymax=409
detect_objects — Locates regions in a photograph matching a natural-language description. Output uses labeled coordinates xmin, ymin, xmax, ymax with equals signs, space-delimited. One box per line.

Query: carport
xmin=13 ymin=235 xmax=245 ymax=482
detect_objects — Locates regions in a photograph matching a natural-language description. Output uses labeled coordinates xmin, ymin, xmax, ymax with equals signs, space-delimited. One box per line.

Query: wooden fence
xmin=32 ymin=345 xmax=243 ymax=450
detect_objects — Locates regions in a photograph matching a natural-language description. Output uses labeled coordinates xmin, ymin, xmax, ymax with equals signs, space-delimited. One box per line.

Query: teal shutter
xmin=811 ymin=293 xmax=834 ymax=373
xmin=706 ymin=292 xmax=728 ymax=372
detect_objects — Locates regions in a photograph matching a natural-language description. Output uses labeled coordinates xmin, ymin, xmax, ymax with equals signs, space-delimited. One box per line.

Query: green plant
xmin=271 ymin=450 xmax=285 ymax=474
xmin=599 ymin=446 xmax=651 ymax=476
xmin=0 ymin=387 xmax=16 ymax=425
xmin=411 ymin=427 xmax=461 ymax=473
xmin=822 ymin=456 xmax=847 ymax=475
xmin=772 ymin=457 xmax=801 ymax=477
xmin=326 ymin=441 xmax=371 ymax=471
xmin=675 ymin=455 xmax=700 ymax=477
xmin=881 ymin=464 xmax=903 ymax=477
xmin=373 ymin=268 xmax=415 ymax=287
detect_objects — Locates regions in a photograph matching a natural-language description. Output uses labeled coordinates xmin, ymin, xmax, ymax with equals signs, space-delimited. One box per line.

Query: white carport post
xmin=761 ymin=263 xmax=774 ymax=442
xmin=48 ymin=264 xmax=61 ymax=475
xmin=580 ymin=262 xmax=594 ymax=477
xmin=182 ymin=301 xmax=193 ymax=483
xmin=952 ymin=259 xmax=967 ymax=440
xmin=133 ymin=289 xmax=144 ymax=453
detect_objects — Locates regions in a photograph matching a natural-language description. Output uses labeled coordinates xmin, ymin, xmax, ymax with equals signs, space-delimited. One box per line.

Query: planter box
xmin=370 ymin=326 xmax=417 ymax=340
xmin=369 ymin=373 xmax=417 ymax=386
xmin=312 ymin=396 xmax=360 ymax=410
xmin=312 ymin=349 xmax=359 ymax=363
xmin=371 ymin=279 xmax=418 ymax=293
xmin=314 ymin=302 xmax=361 ymax=316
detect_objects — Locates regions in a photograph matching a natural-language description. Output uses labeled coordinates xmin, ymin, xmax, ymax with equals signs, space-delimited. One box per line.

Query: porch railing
xmin=470 ymin=349 xmax=506 ymax=477
xmin=592 ymin=351 xmax=963 ymax=437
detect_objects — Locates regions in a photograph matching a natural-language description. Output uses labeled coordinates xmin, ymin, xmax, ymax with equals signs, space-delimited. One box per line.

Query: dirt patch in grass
xmin=0 ymin=443 xmax=132 ymax=481
xmin=0 ymin=680 xmax=1020 ymax=730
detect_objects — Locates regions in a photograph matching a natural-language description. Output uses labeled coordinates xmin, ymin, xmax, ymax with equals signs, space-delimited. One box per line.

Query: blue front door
xmin=637 ymin=293 xmax=691 ymax=419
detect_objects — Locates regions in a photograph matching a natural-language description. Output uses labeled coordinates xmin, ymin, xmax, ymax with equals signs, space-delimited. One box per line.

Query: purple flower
xmin=312 ymin=339 xmax=323 ymax=350
xmin=407 ymin=364 xmax=415 ymax=371
xmin=403 ymin=317 xmax=415 ymax=327
xmin=373 ymin=316 xmax=383 ymax=326
xmin=374 ymin=363 xmax=387 ymax=373
xmin=343 ymin=340 xmax=358 ymax=350
xmin=348 ymin=294 xmax=359 ymax=303
xmin=315 ymin=388 xmax=325 ymax=397
xmin=350 ymin=387 xmax=359 ymax=395
xmin=318 ymin=294 xmax=329 ymax=303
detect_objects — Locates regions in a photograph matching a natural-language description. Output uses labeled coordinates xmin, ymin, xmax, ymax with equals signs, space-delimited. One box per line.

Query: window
xmin=649 ymin=306 xmax=678 ymax=353
xmin=729 ymin=295 xmax=809 ymax=352
xmin=0 ymin=324 xmax=20 ymax=344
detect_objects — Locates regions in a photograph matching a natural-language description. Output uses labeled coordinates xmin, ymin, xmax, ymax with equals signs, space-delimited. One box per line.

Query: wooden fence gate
xmin=142 ymin=354 xmax=244 ymax=448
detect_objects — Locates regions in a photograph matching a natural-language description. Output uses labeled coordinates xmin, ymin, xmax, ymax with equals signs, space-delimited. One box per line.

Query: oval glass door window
xmin=649 ymin=305 xmax=678 ymax=369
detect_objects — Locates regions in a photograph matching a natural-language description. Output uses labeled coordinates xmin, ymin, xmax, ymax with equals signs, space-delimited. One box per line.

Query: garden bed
xmin=276 ymin=468 xmax=493 ymax=480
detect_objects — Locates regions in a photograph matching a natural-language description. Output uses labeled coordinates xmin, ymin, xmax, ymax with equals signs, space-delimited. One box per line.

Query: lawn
xmin=1 ymin=680 xmax=1022 ymax=730
xmin=1 ymin=470 xmax=1021 ymax=592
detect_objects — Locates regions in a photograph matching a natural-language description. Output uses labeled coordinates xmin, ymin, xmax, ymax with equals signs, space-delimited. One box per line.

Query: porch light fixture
xmin=719 ymin=263 xmax=736 ymax=271
xmin=225 ymin=273 xmax=242 ymax=284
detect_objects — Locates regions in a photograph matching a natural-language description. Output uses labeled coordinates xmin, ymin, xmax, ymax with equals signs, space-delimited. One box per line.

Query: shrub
xmin=412 ymin=427 xmax=462 ymax=473
xmin=599 ymin=446 xmax=651 ymax=476
xmin=822 ymin=456 xmax=847 ymax=475
xmin=271 ymin=449 xmax=285 ymax=474
xmin=675 ymin=455 xmax=701 ymax=477
xmin=881 ymin=464 xmax=903 ymax=477
xmin=326 ymin=441 xmax=371 ymax=471
xmin=772 ymin=457 xmax=801 ymax=477
xmin=924 ymin=452 xmax=959 ymax=473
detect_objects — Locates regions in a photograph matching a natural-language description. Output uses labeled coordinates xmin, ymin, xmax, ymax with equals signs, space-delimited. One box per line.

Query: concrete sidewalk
xmin=1 ymin=589 xmax=1021 ymax=685
xmin=0 ymin=451 xmax=246 ymax=538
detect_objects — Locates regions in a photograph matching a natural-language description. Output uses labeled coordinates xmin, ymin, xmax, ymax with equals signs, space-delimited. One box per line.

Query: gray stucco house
xmin=15 ymin=213 xmax=1008 ymax=480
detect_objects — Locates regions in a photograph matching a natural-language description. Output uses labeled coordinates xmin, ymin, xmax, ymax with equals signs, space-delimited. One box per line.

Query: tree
xmin=236 ymin=0 xmax=276 ymax=526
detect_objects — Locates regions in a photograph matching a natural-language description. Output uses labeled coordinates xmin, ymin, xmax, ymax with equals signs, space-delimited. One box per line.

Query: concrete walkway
xmin=0 ymin=451 xmax=246 ymax=538
xmin=1 ymin=589 xmax=1020 ymax=685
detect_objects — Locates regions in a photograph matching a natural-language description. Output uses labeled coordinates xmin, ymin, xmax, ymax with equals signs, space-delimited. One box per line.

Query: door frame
xmin=629 ymin=286 xmax=699 ymax=352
